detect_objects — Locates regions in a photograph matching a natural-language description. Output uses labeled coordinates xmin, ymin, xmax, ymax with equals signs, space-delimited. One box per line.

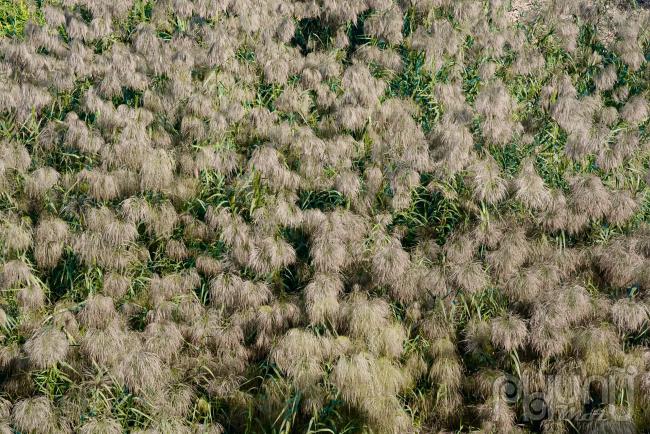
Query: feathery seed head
xmin=24 ymin=327 xmax=69 ymax=369
xmin=102 ymin=272 xmax=130 ymax=299
xmin=1 ymin=219 xmax=32 ymax=256
xmin=490 ymin=314 xmax=528 ymax=352
xmin=12 ymin=396 xmax=54 ymax=434
xmin=611 ymin=298 xmax=648 ymax=333
xmin=79 ymin=294 xmax=117 ymax=330
xmin=25 ymin=167 xmax=60 ymax=198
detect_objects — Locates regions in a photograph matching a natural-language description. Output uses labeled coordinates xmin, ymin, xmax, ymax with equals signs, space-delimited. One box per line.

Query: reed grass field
xmin=0 ymin=0 xmax=649 ymax=432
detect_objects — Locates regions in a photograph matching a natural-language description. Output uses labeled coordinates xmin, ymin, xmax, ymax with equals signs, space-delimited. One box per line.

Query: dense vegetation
xmin=0 ymin=0 xmax=649 ymax=432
